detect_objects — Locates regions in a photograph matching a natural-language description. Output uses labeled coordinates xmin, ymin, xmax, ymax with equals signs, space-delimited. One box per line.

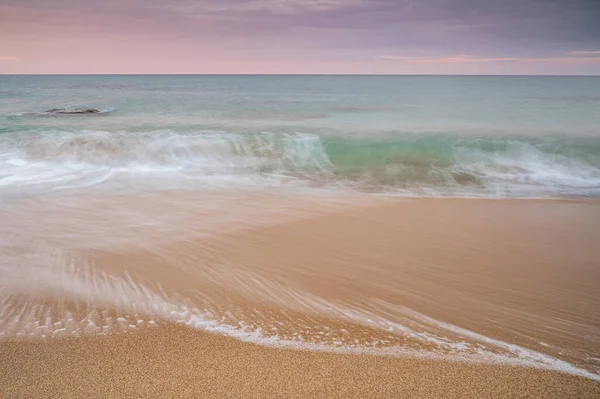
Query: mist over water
xmin=1 ymin=75 xmax=600 ymax=380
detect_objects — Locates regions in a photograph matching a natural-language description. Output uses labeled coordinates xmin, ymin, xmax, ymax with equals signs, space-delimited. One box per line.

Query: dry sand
xmin=1 ymin=197 xmax=600 ymax=397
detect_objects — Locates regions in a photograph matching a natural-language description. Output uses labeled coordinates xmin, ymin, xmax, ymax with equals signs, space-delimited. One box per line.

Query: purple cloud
xmin=1 ymin=0 xmax=599 ymax=73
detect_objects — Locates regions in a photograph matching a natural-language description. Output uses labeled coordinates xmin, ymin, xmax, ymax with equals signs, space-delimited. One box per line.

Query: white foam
xmin=179 ymin=307 xmax=600 ymax=382
xmin=2 ymin=130 xmax=600 ymax=199
xmin=452 ymin=141 xmax=600 ymax=195
xmin=0 ymin=129 xmax=333 ymax=198
xmin=1 ymin=266 xmax=597 ymax=381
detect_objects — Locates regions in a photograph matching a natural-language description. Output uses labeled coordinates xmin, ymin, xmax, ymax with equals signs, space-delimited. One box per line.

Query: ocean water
xmin=2 ymin=75 xmax=600 ymax=381
xmin=2 ymin=75 xmax=600 ymax=198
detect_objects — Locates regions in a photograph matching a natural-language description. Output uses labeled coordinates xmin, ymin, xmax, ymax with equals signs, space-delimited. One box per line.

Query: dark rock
xmin=45 ymin=108 xmax=100 ymax=114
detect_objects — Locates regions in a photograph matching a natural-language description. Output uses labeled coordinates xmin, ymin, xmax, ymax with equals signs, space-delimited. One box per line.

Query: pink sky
xmin=1 ymin=0 xmax=599 ymax=74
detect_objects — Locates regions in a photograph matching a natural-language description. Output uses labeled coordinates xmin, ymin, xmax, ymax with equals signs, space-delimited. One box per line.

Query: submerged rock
xmin=45 ymin=108 xmax=100 ymax=114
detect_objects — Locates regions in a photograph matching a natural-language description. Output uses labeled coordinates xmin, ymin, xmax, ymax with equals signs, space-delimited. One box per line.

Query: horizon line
xmin=1 ymin=73 xmax=599 ymax=77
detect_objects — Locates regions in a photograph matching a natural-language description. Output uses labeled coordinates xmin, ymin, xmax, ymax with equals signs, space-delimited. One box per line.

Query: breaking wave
xmin=1 ymin=129 xmax=600 ymax=197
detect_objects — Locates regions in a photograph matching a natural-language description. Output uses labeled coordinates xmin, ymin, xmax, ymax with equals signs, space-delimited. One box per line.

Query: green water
xmin=2 ymin=75 xmax=600 ymax=197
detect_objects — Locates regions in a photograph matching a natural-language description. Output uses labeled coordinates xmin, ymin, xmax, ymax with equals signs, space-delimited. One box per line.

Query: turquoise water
xmin=2 ymin=75 xmax=600 ymax=197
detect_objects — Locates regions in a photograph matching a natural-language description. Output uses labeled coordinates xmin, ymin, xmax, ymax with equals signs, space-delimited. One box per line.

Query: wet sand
xmin=1 ymin=196 xmax=600 ymax=397
xmin=1 ymin=324 xmax=599 ymax=399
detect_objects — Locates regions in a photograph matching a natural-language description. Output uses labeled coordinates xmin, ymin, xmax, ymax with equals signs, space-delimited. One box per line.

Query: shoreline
xmin=1 ymin=324 xmax=599 ymax=398
xmin=1 ymin=196 xmax=600 ymax=397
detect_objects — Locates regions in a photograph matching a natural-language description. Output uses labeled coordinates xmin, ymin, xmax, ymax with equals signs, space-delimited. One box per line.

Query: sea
xmin=1 ymin=75 xmax=600 ymax=198
xmin=1 ymin=75 xmax=600 ymax=381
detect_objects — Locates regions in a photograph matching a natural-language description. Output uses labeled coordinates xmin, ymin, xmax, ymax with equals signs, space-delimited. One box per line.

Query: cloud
xmin=571 ymin=50 xmax=600 ymax=56
xmin=380 ymin=54 xmax=600 ymax=64
xmin=527 ymin=57 xmax=600 ymax=64
xmin=1 ymin=0 xmax=600 ymax=74
xmin=0 ymin=56 xmax=18 ymax=61
xmin=379 ymin=55 xmax=518 ymax=63
xmin=2 ymin=1 xmax=599 ymax=55
xmin=198 ymin=0 xmax=364 ymax=14
xmin=0 ymin=0 xmax=363 ymax=16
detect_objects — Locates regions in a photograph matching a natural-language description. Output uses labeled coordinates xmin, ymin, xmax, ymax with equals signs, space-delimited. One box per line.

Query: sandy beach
xmin=1 ymin=323 xmax=600 ymax=398
xmin=1 ymin=195 xmax=599 ymax=397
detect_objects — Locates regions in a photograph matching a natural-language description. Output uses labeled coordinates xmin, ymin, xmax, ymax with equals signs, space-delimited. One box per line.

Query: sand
xmin=1 ymin=324 xmax=599 ymax=398
xmin=1 ymin=196 xmax=600 ymax=397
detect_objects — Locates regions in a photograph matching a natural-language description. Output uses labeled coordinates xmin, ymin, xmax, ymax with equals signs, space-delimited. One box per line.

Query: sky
xmin=1 ymin=0 xmax=600 ymax=74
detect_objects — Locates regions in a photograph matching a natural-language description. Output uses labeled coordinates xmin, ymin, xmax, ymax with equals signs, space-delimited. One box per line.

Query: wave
xmin=0 ymin=130 xmax=332 ymax=196
xmin=1 ymin=129 xmax=600 ymax=197
xmin=451 ymin=142 xmax=600 ymax=194
xmin=324 ymin=136 xmax=600 ymax=197
xmin=1 ymin=262 xmax=597 ymax=381
xmin=0 ymin=130 xmax=330 ymax=171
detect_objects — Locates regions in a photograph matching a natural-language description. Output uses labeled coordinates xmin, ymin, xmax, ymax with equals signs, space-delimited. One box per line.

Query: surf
xmin=2 ymin=129 xmax=600 ymax=198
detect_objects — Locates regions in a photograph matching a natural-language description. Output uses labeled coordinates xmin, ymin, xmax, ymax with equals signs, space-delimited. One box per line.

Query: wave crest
xmin=2 ymin=130 xmax=600 ymax=197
